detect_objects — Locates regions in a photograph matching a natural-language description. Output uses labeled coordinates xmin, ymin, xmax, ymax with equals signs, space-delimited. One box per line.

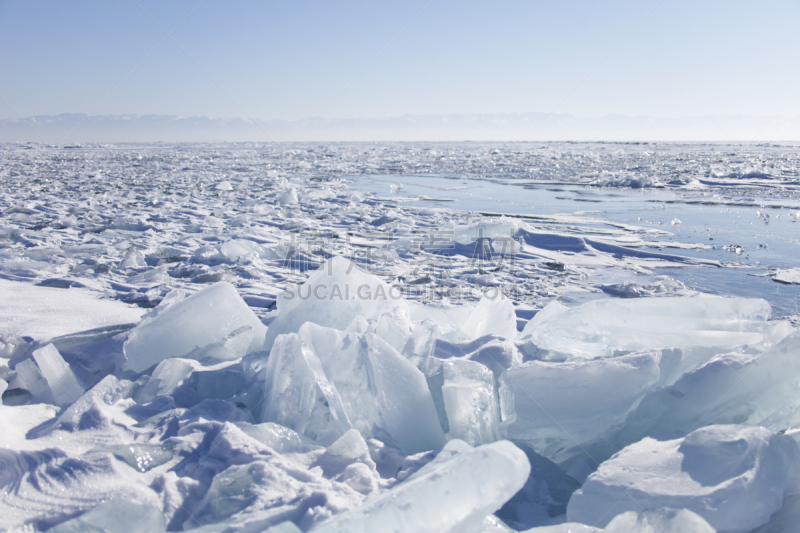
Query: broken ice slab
xmin=48 ymin=499 xmax=166 ymax=533
xmin=611 ymin=329 xmax=800 ymax=452
xmin=262 ymin=322 xmax=445 ymax=454
xmin=311 ymin=439 xmax=530 ymax=533
xmin=566 ymin=425 xmax=800 ymax=532
xmin=500 ymin=350 xmax=661 ymax=465
xmin=123 ymin=281 xmax=267 ymax=372
xmin=460 ymin=294 xmax=519 ymax=341
xmin=118 ymin=246 xmax=146 ymax=269
xmin=406 ymin=294 xmax=518 ymax=344
xmin=31 ymin=344 xmax=84 ymax=407
xmin=434 ymin=336 xmax=522 ymax=379
xmin=261 ymin=256 xmax=410 ymax=352
xmin=520 ymin=296 xmax=772 ymax=362
xmin=92 ymin=443 xmax=174 ymax=473
xmin=449 ymin=217 xmax=520 ymax=245
xmin=8 ymin=358 xmax=57 ymax=404
xmin=426 ymin=357 xmax=499 ymax=446
xmin=237 ymin=421 xmax=317 ymax=454
xmin=55 ymin=375 xmax=137 ymax=431
xmin=135 ymin=358 xmax=198 ymax=404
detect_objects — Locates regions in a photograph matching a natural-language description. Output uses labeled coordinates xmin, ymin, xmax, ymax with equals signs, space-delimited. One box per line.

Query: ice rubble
xmin=1 ymin=143 xmax=800 ymax=532
xmin=123 ymin=281 xmax=267 ymax=372
xmin=567 ymin=425 xmax=800 ymax=532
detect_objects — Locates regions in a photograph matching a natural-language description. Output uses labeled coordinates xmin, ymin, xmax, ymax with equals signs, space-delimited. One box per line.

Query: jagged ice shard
xmin=123 ymin=282 xmax=267 ymax=372
xmin=312 ymin=440 xmax=530 ymax=533
xmin=262 ymin=322 xmax=446 ymax=453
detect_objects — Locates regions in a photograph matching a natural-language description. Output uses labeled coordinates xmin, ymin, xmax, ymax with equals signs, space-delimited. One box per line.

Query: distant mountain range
xmin=1 ymin=112 xmax=798 ymax=143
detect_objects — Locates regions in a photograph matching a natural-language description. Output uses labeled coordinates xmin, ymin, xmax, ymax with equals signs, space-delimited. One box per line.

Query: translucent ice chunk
xmin=118 ymin=246 xmax=146 ymax=269
xmin=374 ymin=306 xmax=413 ymax=354
xmin=522 ymin=297 xmax=771 ymax=361
xmin=450 ymin=218 xmax=519 ymax=245
xmin=276 ymin=187 xmax=299 ymax=204
xmin=426 ymin=357 xmax=499 ymax=445
xmin=135 ymin=358 xmax=198 ymax=404
xmin=312 ymin=440 xmax=530 ymax=533
xmin=93 ymin=443 xmax=174 ymax=472
xmin=219 ymin=239 xmax=267 ymax=262
xmin=500 ymin=350 xmax=661 ymax=464
xmin=9 ymin=358 xmax=49 ymax=402
xmin=517 ymin=300 xmax=569 ymax=340
xmin=48 ymin=499 xmax=166 ymax=533
xmin=262 ymin=322 xmax=445 ymax=453
xmin=56 ymin=375 xmax=137 ymax=431
xmin=604 ymin=508 xmax=715 ymax=533
xmin=460 ymin=294 xmax=519 ymax=341
xmin=614 ymin=329 xmax=800 ymax=449
xmin=31 ymin=344 xmax=84 ymax=407
xmin=124 ymin=282 xmax=267 ymax=372
xmin=567 ymin=425 xmax=800 ymax=531
xmin=261 ymin=256 xmax=409 ymax=352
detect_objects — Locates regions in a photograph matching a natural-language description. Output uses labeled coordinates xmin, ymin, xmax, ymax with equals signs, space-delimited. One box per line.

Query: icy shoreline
xmin=1 ymin=143 xmax=800 ymax=532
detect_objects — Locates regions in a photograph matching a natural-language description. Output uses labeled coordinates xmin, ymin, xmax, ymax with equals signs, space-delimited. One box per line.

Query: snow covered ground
xmin=1 ymin=142 xmax=800 ymax=532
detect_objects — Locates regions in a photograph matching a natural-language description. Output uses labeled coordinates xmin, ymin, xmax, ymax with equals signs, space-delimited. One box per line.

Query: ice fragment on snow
xmin=123 ymin=281 xmax=267 ymax=372
xmin=522 ymin=296 xmax=771 ymax=361
xmin=425 ymin=357 xmax=499 ymax=445
xmin=118 ymin=246 xmax=146 ymax=269
xmin=566 ymin=425 xmax=800 ymax=531
xmin=461 ymin=294 xmax=518 ymax=341
xmin=312 ymin=440 xmax=530 ymax=533
xmin=263 ymin=322 xmax=445 ymax=453
xmin=92 ymin=443 xmax=174 ymax=472
xmin=56 ymin=375 xmax=137 ymax=431
xmin=276 ymin=187 xmax=299 ymax=204
xmin=31 ymin=343 xmax=84 ymax=407
xmin=135 ymin=358 xmax=198 ymax=404
xmin=9 ymin=358 xmax=49 ymax=402
xmin=48 ymin=499 xmax=166 ymax=533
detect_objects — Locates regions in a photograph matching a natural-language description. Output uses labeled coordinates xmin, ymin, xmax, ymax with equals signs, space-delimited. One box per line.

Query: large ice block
xmin=123 ymin=282 xmax=267 ymax=372
xmin=521 ymin=296 xmax=772 ymax=361
xmin=261 ymin=256 xmax=409 ymax=352
xmin=263 ymin=322 xmax=445 ymax=453
xmin=612 ymin=329 xmax=800 ymax=451
xmin=567 ymin=425 xmax=800 ymax=531
xmin=426 ymin=357 xmax=499 ymax=445
xmin=500 ymin=350 xmax=661 ymax=464
xmin=312 ymin=439 xmax=530 ymax=533
xmin=31 ymin=343 xmax=84 ymax=407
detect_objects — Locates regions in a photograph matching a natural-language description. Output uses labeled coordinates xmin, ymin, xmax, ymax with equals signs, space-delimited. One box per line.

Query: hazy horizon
xmin=2 ymin=1 xmax=799 ymax=143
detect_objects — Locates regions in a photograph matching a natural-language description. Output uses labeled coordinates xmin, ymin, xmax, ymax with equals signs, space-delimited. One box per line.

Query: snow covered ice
xmin=1 ymin=142 xmax=800 ymax=532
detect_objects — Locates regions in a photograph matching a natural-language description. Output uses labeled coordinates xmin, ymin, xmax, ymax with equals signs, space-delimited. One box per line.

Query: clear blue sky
xmin=1 ymin=0 xmax=798 ymax=122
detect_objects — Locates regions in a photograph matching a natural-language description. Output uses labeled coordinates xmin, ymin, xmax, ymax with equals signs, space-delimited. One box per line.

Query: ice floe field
xmin=1 ymin=141 xmax=800 ymax=533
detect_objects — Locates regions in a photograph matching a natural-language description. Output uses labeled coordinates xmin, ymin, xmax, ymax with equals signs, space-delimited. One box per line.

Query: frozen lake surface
xmin=1 ymin=142 xmax=800 ymax=532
